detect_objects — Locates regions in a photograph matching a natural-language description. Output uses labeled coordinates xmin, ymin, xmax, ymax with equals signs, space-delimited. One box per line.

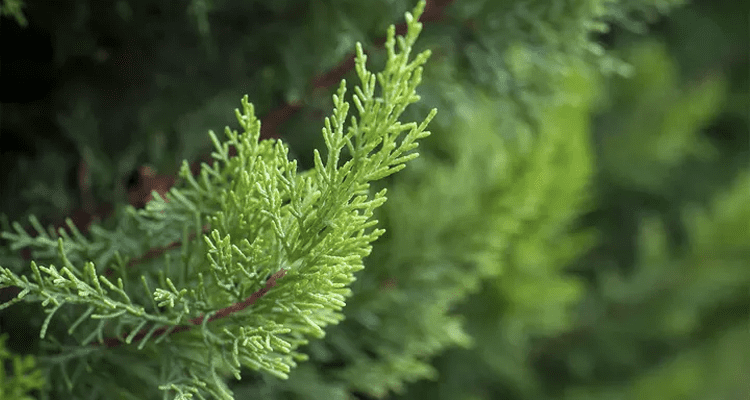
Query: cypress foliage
xmin=1 ymin=3 xmax=436 ymax=398
xmin=1 ymin=0 xmax=747 ymax=400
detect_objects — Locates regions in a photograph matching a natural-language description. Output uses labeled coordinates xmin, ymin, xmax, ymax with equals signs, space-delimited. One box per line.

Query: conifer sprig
xmin=0 ymin=1 xmax=435 ymax=398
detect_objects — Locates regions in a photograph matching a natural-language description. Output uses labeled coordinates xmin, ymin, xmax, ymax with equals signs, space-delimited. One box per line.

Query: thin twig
xmin=99 ymin=268 xmax=287 ymax=348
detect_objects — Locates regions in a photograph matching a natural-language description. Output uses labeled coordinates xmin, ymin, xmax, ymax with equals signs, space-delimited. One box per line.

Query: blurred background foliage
xmin=0 ymin=0 xmax=747 ymax=399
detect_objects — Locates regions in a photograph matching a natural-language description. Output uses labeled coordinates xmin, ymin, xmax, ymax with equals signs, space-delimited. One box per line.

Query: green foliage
xmin=2 ymin=0 xmax=747 ymax=399
xmin=445 ymin=0 xmax=686 ymax=104
xmin=0 ymin=2 xmax=434 ymax=399
xmin=224 ymin=7 xmax=610 ymax=397
xmin=561 ymin=170 xmax=750 ymax=400
xmin=600 ymin=40 xmax=726 ymax=192
xmin=382 ymin=57 xmax=601 ymax=400
xmin=0 ymin=0 xmax=26 ymax=26
xmin=543 ymin=11 xmax=749 ymax=400
xmin=0 ymin=334 xmax=45 ymax=400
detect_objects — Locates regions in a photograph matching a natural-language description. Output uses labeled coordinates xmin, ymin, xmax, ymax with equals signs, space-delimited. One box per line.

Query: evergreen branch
xmin=0 ymin=0 xmax=454 ymax=275
xmin=0 ymin=334 xmax=44 ymax=400
xmin=0 ymin=0 xmax=456 ymax=288
xmin=122 ymin=224 xmax=211 ymax=274
xmin=100 ymin=268 xmax=287 ymax=348
xmin=0 ymin=2 xmax=435 ymax=398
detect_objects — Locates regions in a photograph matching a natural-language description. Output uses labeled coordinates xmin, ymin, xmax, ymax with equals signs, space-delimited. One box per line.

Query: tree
xmin=1 ymin=0 xmax=747 ymax=399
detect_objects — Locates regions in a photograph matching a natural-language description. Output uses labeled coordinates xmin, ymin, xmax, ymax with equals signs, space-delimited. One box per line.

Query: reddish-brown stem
xmin=7 ymin=0 xmax=454 ymax=274
xmin=1 ymin=0 xmax=452 ymax=344
xmin=99 ymin=268 xmax=287 ymax=348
